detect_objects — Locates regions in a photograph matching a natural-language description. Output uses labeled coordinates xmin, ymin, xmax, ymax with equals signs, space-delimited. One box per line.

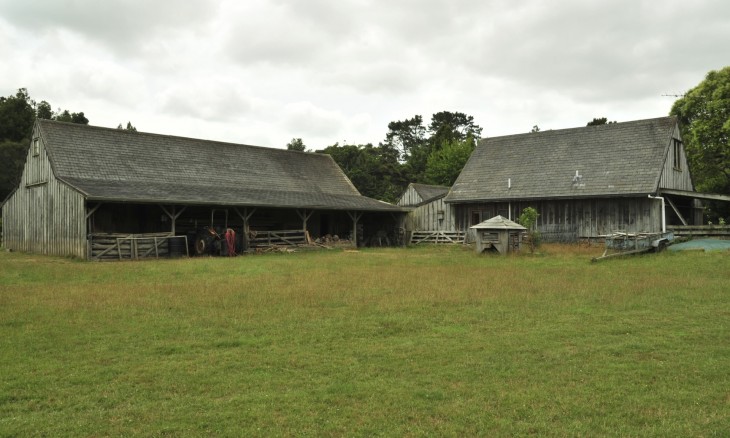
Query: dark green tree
xmin=318 ymin=143 xmax=406 ymax=202
xmin=0 ymin=88 xmax=36 ymax=142
xmin=0 ymin=140 xmax=27 ymax=201
xmin=55 ymin=110 xmax=88 ymax=124
xmin=36 ymin=100 xmax=54 ymax=120
xmin=0 ymin=89 xmax=36 ymax=200
xmin=117 ymin=122 xmax=137 ymax=132
xmin=428 ymin=111 xmax=482 ymax=148
xmin=586 ymin=117 xmax=616 ymax=126
xmin=0 ymin=88 xmax=90 ymax=200
xmin=423 ymin=137 xmax=475 ymax=186
xmin=286 ymin=138 xmax=306 ymax=152
xmin=383 ymin=115 xmax=426 ymax=161
xmin=403 ymin=111 xmax=482 ymax=183
xmin=670 ymin=66 xmax=730 ymax=221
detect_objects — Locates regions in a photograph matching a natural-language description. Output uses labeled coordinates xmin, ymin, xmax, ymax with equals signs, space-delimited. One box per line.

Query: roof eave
xmin=444 ymin=192 xmax=659 ymax=203
xmin=83 ymin=195 xmax=408 ymax=212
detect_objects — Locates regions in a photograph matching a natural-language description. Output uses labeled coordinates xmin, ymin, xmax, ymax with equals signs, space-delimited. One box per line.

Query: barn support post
xmin=297 ymin=208 xmax=314 ymax=231
xmin=390 ymin=212 xmax=407 ymax=246
xmin=85 ymin=203 xmax=102 ymax=259
xmin=648 ymin=195 xmax=666 ymax=233
xmin=347 ymin=211 xmax=363 ymax=247
xmin=159 ymin=205 xmax=187 ymax=236
xmin=693 ymin=199 xmax=704 ymax=225
xmin=234 ymin=207 xmax=257 ymax=249
xmin=209 ymin=208 xmax=229 ymax=228
xmin=85 ymin=202 xmax=102 ymax=234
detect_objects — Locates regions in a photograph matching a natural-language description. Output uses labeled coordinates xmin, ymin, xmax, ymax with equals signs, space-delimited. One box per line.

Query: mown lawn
xmin=0 ymin=245 xmax=728 ymax=436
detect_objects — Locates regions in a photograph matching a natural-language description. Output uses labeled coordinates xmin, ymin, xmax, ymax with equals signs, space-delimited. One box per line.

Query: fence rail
xmin=409 ymin=231 xmax=466 ymax=245
xmin=668 ymin=225 xmax=730 ymax=238
xmin=89 ymin=233 xmax=188 ymax=260
xmin=248 ymin=230 xmax=308 ymax=248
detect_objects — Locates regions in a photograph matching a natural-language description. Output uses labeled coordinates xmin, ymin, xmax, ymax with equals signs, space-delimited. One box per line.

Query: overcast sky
xmin=1 ymin=0 xmax=728 ymax=149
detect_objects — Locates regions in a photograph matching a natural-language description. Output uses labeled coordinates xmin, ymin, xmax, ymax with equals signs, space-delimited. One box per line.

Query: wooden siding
xmin=659 ymin=125 xmax=694 ymax=192
xmin=397 ymin=185 xmax=424 ymax=206
xmin=404 ymin=197 xmax=455 ymax=232
xmin=398 ymin=185 xmax=455 ymax=232
xmin=1 ymin=130 xmax=86 ymax=257
xmin=454 ymin=198 xmax=661 ymax=242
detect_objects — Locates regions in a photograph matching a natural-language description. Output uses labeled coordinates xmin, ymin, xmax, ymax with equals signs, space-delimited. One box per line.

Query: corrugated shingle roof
xmin=446 ymin=117 xmax=677 ymax=203
xmin=38 ymin=120 xmax=401 ymax=211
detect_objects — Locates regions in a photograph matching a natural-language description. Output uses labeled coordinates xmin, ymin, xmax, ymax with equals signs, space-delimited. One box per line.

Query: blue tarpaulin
xmin=668 ymin=239 xmax=730 ymax=252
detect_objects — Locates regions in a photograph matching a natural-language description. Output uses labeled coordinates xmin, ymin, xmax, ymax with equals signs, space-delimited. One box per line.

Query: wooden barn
xmin=1 ymin=120 xmax=406 ymax=259
xmin=445 ymin=117 xmax=708 ymax=242
xmin=397 ymin=183 xmax=454 ymax=230
xmin=397 ymin=183 xmax=464 ymax=244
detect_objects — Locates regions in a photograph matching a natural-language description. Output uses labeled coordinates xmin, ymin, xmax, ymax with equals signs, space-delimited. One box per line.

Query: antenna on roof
xmin=572 ymin=170 xmax=582 ymax=185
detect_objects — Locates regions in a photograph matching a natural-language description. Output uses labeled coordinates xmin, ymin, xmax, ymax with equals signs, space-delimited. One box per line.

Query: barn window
xmin=673 ymin=139 xmax=682 ymax=170
xmin=471 ymin=211 xmax=481 ymax=225
xmin=33 ymin=138 xmax=40 ymax=156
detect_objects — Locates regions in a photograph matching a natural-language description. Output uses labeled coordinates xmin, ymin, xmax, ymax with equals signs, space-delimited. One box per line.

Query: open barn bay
xmin=1 ymin=245 xmax=728 ymax=436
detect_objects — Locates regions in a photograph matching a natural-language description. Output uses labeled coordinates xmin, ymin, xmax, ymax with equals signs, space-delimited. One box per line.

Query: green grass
xmin=1 ymin=245 xmax=729 ymax=436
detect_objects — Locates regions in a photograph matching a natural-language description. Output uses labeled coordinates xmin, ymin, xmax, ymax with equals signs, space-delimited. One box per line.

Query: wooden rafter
xmin=664 ymin=196 xmax=688 ymax=226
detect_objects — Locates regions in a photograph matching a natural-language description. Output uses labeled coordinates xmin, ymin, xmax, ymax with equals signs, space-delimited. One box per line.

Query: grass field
xmin=1 ymin=244 xmax=728 ymax=436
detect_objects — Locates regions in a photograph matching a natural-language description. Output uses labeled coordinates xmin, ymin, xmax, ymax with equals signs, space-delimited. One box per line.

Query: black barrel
xmin=168 ymin=236 xmax=186 ymax=258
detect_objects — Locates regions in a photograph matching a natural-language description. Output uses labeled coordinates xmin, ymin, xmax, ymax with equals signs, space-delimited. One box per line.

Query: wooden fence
xmin=668 ymin=225 xmax=730 ymax=239
xmin=88 ymin=233 xmax=188 ymax=261
xmin=248 ymin=230 xmax=308 ymax=248
xmin=409 ymin=230 xmax=466 ymax=245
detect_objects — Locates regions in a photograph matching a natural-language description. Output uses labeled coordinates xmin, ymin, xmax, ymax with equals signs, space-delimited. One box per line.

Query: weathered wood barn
xmin=1 ymin=120 xmax=405 ymax=259
xmin=445 ymin=117 xmax=707 ymax=241
xmin=397 ymin=183 xmax=454 ymax=231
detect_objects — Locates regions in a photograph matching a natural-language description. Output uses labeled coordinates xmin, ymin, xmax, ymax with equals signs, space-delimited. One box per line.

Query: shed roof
xmin=470 ymin=215 xmax=526 ymax=230
xmin=446 ymin=117 xmax=678 ymax=203
xmin=37 ymin=120 xmax=402 ymax=211
xmin=410 ymin=183 xmax=450 ymax=203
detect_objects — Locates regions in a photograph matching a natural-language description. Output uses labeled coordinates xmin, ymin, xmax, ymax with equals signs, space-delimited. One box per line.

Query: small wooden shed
xmin=397 ymin=183 xmax=454 ymax=231
xmin=470 ymin=215 xmax=526 ymax=254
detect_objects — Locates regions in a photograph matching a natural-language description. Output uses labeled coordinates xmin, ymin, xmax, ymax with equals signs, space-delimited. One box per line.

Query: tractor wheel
xmin=195 ymin=237 xmax=208 ymax=255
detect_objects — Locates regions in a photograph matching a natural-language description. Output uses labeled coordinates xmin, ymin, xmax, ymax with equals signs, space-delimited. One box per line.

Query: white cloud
xmin=0 ymin=0 xmax=217 ymax=55
xmin=1 ymin=0 xmax=728 ymax=149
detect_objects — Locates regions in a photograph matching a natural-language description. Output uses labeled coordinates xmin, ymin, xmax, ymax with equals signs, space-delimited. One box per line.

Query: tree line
xmin=289 ymin=111 xmax=482 ymax=202
xmin=0 ymin=89 xmax=90 ymax=201
xmin=2 ymin=66 xmax=729 ymax=220
xmin=310 ymin=114 xmax=619 ymax=203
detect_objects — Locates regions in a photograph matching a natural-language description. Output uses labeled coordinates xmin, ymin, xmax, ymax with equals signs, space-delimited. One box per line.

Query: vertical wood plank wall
xmin=1 ymin=131 xmax=86 ymax=257
xmin=659 ymin=126 xmax=694 ymax=192
xmin=397 ymin=186 xmax=455 ymax=231
xmin=454 ymin=198 xmax=661 ymax=242
xmin=397 ymin=185 xmax=423 ymax=207
xmin=406 ymin=198 xmax=455 ymax=231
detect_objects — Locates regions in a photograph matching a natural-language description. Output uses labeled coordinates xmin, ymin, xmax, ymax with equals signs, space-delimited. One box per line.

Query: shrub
xmin=518 ymin=207 xmax=540 ymax=253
